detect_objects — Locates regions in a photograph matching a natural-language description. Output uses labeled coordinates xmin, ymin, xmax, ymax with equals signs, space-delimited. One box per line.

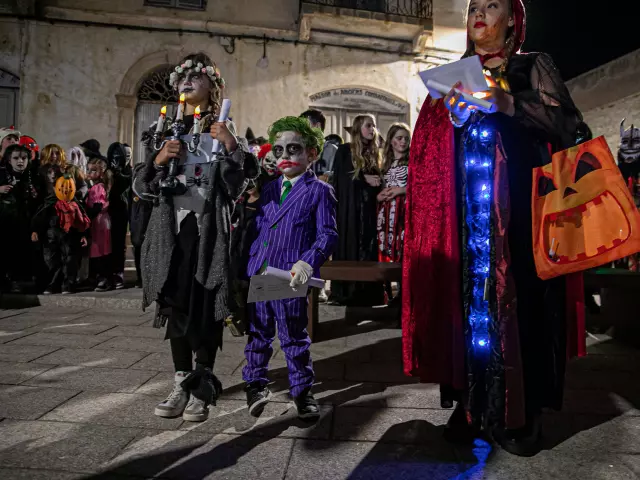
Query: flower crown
xmin=169 ymin=59 xmax=226 ymax=90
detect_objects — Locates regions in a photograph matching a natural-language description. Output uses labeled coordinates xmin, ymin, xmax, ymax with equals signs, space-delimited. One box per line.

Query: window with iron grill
xmin=144 ymin=0 xmax=207 ymax=11
xmin=302 ymin=0 xmax=432 ymax=19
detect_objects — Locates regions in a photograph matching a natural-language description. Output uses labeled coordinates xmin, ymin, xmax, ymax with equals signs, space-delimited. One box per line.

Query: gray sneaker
xmin=183 ymin=395 xmax=210 ymax=422
xmin=154 ymin=372 xmax=189 ymax=418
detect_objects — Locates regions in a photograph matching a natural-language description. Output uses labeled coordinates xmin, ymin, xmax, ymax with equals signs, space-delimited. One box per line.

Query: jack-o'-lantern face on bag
xmin=55 ymin=173 xmax=76 ymax=202
xmin=532 ymin=136 xmax=640 ymax=279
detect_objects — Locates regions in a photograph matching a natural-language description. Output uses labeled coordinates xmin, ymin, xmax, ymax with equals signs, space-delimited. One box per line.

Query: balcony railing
xmin=302 ymin=0 xmax=432 ymax=19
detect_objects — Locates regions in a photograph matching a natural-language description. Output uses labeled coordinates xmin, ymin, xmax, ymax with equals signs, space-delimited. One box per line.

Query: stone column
xmin=116 ymin=94 xmax=137 ymax=147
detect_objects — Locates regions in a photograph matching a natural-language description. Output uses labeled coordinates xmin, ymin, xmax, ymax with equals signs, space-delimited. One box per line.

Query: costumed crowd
xmin=2 ymin=0 xmax=639 ymax=459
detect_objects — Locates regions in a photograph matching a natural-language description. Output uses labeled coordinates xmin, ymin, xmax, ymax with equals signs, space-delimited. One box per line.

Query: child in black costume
xmin=0 ymin=145 xmax=40 ymax=292
xmin=31 ymin=168 xmax=90 ymax=294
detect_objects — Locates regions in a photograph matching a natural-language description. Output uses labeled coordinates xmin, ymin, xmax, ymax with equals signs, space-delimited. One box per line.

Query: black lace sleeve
xmin=512 ymin=53 xmax=582 ymax=150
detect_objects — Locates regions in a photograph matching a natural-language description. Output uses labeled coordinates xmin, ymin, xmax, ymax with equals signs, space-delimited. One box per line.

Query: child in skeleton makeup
xmin=0 ymin=145 xmax=39 ymax=292
xmin=243 ymin=117 xmax=338 ymax=419
xmin=133 ymin=53 xmax=259 ymax=423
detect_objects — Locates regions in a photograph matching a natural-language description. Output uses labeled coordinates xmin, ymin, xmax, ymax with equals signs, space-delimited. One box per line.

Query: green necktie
xmin=280 ymin=180 xmax=292 ymax=205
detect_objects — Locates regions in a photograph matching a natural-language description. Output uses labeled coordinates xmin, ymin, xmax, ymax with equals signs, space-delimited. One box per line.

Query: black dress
xmin=330 ymin=143 xmax=385 ymax=306
xmin=454 ymin=53 xmax=583 ymax=431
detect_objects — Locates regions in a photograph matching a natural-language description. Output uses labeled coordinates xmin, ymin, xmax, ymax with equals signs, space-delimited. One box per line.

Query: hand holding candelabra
xmin=151 ymin=95 xmax=203 ymax=195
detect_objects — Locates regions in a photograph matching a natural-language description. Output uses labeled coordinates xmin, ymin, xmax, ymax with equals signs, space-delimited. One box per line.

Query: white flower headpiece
xmin=169 ymin=59 xmax=225 ymax=90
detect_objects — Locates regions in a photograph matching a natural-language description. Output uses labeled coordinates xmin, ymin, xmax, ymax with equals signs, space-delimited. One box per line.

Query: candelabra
xmin=151 ymin=120 xmax=202 ymax=195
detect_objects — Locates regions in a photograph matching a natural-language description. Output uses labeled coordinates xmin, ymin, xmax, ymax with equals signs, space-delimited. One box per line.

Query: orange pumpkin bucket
xmin=55 ymin=173 xmax=76 ymax=202
xmin=532 ymin=136 xmax=640 ymax=280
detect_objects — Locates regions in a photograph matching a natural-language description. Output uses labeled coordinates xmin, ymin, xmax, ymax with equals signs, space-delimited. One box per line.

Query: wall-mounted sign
xmin=309 ymin=87 xmax=408 ymax=114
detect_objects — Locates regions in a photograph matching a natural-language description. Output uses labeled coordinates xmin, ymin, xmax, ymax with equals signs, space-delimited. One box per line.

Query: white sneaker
xmin=182 ymin=395 xmax=209 ymax=422
xmin=154 ymin=372 xmax=189 ymax=418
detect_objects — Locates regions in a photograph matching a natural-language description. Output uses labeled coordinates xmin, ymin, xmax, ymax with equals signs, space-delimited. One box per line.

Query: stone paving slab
xmin=31 ymin=348 xmax=150 ymax=369
xmin=0 ymin=361 xmax=54 ymax=384
xmin=25 ymin=321 xmax=118 ymax=336
xmin=0 ymin=468 xmax=87 ymax=480
xmin=94 ymin=325 xmax=166 ymax=340
xmin=129 ymin=351 xmax=244 ymax=375
xmin=0 ymin=344 xmax=60 ymax=362
xmin=94 ymin=335 xmax=167 ymax=353
xmin=103 ymin=430 xmax=293 ymax=479
xmin=0 ymin=330 xmax=33 ymax=344
xmin=24 ymin=365 xmax=157 ymax=393
xmin=42 ymin=391 xmax=184 ymax=431
xmin=332 ymin=406 xmax=451 ymax=445
xmin=0 ymin=316 xmax=54 ymax=332
xmin=135 ymin=371 xmax=246 ymax=399
xmin=285 ymin=438 xmax=460 ymax=480
xmin=183 ymin=398 xmax=333 ymax=441
xmin=9 ymin=332 xmax=108 ymax=349
xmin=0 ymin=385 xmax=80 ymax=420
xmin=0 ymin=420 xmax=140 ymax=474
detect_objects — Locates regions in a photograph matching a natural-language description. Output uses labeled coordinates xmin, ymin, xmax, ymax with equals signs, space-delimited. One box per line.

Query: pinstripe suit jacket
xmin=247 ymin=169 xmax=338 ymax=278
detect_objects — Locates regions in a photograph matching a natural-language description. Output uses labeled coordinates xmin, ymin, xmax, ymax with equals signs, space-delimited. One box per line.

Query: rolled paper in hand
xmin=211 ymin=99 xmax=232 ymax=154
xmin=426 ymin=79 xmax=496 ymax=113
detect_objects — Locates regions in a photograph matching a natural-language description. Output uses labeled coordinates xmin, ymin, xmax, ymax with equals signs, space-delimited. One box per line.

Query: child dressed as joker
xmin=243 ymin=117 xmax=338 ymax=419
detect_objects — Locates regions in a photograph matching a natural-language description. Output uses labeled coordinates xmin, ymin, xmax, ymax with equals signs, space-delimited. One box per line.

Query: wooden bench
xmin=584 ymin=268 xmax=640 ymax=347
xmin=306 ymin=261 xmax=403 ymax=341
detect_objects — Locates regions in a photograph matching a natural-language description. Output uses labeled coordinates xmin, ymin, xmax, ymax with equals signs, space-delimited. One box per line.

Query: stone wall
xmin=2 ymin=17 xmax=426 ymax=150
xmin=567 ymin=48 xmax=640 ymax=154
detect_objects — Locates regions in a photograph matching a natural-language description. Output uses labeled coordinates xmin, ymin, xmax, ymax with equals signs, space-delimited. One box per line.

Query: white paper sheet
xmin=247 ymin=267 xmax=325 ymax=303
xmin=418 ymin=56 xmax=488 ymax=99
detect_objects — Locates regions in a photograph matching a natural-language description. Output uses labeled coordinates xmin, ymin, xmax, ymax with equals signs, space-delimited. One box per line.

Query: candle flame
xmin=160 ymin=105 xmax=167 ymax=115
xmin=473 ymin=92 xmax=489 ymax=99
xmin=194 ymin=106 xmax=201 ymax=115
xmin=179 ymin=93 xmax=185 ymax=102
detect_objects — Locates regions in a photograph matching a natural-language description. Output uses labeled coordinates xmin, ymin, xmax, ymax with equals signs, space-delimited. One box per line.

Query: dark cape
xmin=330 ymin=143 xmax=385 ymax=306
xmin=403 ymin=52 xmax=585 ymax=431
xmin=132 ymin=114 xmax=259 ymax=349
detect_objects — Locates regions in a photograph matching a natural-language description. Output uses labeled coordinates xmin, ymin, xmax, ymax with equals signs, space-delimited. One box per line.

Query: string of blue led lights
xmin=464 ymin=125 xmax=493 ymax=351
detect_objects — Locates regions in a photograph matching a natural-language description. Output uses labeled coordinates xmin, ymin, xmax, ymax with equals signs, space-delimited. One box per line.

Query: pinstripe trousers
xmin=242 ymin=296 xmax=314 ymax=397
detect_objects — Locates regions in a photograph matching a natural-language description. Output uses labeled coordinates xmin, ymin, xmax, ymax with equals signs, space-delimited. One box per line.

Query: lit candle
xmin=155 ymin=105 xmax=167 ymax=133
xmin=193 ymin=106 xmax=201 ymax=134
xmin=176 ymin=93 xmax=185 ymax=121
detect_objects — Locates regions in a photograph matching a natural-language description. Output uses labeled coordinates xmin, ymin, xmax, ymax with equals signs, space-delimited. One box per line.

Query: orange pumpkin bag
xmin=532 ymin=136 xmax=640 ymax=280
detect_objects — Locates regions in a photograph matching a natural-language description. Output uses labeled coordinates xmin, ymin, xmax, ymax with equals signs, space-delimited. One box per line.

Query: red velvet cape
xmin=402 ymin=103 xmax=586 ymax=386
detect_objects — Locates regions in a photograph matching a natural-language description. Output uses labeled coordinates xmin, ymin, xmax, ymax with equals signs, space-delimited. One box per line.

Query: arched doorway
xmin=133 ymin=66 xmax=178 ymax=164
xmin=0 ymin=68 xmax=20 ymax=128
xmin=309 ymin=87 xmax=409 ymax=141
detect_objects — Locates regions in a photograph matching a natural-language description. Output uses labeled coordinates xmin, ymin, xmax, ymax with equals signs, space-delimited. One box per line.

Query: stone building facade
xmin=567 ymin=48 xmax=640 ymax=155
xmin=0 ymin=0 xmax=467 ymax=163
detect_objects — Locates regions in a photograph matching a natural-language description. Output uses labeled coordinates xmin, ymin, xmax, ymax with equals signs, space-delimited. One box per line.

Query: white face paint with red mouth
xmin=273 ymin=131 xmax=314 ymax=178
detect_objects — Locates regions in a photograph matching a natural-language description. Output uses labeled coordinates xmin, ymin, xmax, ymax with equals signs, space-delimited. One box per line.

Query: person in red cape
xmin=402 ymin=0 xmax=586 ymax=456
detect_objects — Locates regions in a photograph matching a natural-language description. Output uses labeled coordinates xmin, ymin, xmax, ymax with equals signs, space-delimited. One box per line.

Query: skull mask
xmin=619 ymin=118 xmax=640 ymax=164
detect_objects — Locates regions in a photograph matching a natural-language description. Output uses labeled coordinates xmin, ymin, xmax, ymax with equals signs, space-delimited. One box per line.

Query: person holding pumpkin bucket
xmin=31 ymin=166 xmax=90 ymax=295
xmin=403 ymin=0 xmax=586 ymax=456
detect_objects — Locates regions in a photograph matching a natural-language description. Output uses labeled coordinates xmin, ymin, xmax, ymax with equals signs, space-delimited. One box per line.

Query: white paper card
xmin=418 ymin=56 xmax=488 ymax=99
xmin=247 ymin=267 xmax=325 ymax=303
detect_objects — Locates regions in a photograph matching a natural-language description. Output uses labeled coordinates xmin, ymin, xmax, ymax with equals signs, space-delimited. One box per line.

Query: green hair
xmin=268 ymin=116 xmax=324 ymax=157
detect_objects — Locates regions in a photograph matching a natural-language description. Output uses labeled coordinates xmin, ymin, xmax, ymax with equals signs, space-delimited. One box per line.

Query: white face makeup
xmin=273 ymin=131 xmax=314 ymax=178
xmin=178 ymin=71 xmax=212 ymax=106
xmin=10 ymin=151 xmax=28 ymax=172
xmin=124 ymin=146 xmax=132 ymax=163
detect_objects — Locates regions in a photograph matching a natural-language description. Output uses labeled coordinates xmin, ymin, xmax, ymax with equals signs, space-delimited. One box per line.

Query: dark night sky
xmin=521 ymin=0 xmax=640 ymax=80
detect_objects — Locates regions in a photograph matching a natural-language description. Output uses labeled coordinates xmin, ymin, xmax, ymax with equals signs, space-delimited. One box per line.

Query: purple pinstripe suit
xmin=242 ymin=170 xmax=338 ymax=397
